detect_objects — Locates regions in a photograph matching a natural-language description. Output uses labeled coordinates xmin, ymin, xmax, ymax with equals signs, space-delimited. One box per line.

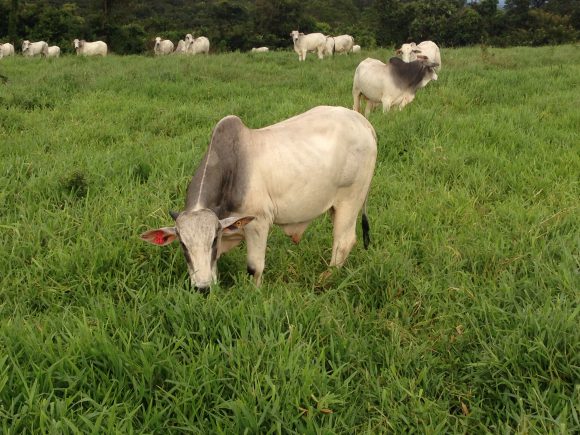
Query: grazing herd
xmin=1 ymin=29 xmax=440 ymax=289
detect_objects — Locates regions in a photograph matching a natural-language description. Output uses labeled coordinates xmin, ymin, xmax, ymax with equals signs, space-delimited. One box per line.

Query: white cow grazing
xmin=47 ymin=46 xmax=60 ymax=58
xmin=140 ymin=106 xmax=377 ymax=289
xmin=396 ymin=41 xmax=441 ymax=72
xmin=154 ymin=37 xmax=174 ymax=56
xmin=73 ymin=39 xmax=107 ymax=56
xmin=185 ymin=34 xmax=210 ymax=55
xmin=22 ymin=40 xmax=48 ymax=57
xmin=352 ymin=44 xmax=361 ymax=53
xmin=352 ymin=57 xmax=439 ymax=117
xmin=333 ymin=35 xmax=354 ymax=54
xmin=0 ymin=42 xmax=15 ymax=58
xmin=324 ymin=36 xmax=335 ymax=56
xmin=251 ymin=47 xmax=269 ymax=53
xmin=290 ymin=30 xmax=326 ymax=61
xmin=174 ymin=40 xmax=186 ymax=54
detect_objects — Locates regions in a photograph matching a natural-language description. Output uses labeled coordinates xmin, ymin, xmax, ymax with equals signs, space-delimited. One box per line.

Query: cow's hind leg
xmin=352 ymin=88 xmax=362 ymax=113
xmin=329 ymin=205 xmax=358 ymax=267
xmin=364 ymin=100 xmax=376 ymax=118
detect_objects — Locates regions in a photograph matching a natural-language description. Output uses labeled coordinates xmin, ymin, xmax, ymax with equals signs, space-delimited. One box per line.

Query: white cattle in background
xmin=352 ymin=56 xmax=439 ymax=117
xmin=185 ymin=34 xmax=210 ymax=55
xmin=154 ymin=37 xmax=174 ymax=56
xmin=0 ymin=42 xmax=15 ymax=58
xmin=22 ymin=40 xmax=48 ymax=57
xmin=251 ymin=47 xmax=269 ymax=53
xmin=352 ymin=44 xmax=361 ymax=53
xmin=290 ymin=30 xmax=326 ymax=61
xmin=47 ymin=46 xmax=60 ymax=58
xmin=324 ymin=36 xmax=335 ymax=56
xmin=174 ymin=40 xmax=186 ymax=54
xmin=74 ymin=39 xmax=107 ymax=56
xmin=333 ymin=35 xmax=354 ymax=54
xmin=396 ymin=41 xmax=441 ymax=72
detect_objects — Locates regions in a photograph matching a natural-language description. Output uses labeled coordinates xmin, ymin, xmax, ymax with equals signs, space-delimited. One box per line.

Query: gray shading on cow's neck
xmin=185 ymin=116 xmax=249 ymax=218
xmin=388 ymin=57 xmax=434 ymax=89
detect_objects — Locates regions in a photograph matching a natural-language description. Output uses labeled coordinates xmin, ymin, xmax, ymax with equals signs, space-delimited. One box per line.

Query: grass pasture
xmin=0 ymin=45 xmax=579 ymax=433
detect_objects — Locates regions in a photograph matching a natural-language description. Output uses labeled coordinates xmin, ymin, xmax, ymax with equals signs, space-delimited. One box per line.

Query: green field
xmin=0 ymin=46 xmax=579 ymax=433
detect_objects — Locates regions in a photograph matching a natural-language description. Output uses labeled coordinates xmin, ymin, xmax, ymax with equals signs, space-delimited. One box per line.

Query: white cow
xmin=154 ymin=37 xmax=174 ymax=56
xmin=47 ymin=46 xmax=60 ymax=58
xmin=352 ymin=57 xmax=439 ymax=117
xmin=185 ymin=34 xmax=210 ymax=55
xmin=333 ymin=35 xmax=354 ymax=54
xmin=73 ymin=39 xmax=107 ymax=56
xmin=352 ymin=44 xmax=361 ymax=53
xmin=251 ymin=47 xmax=269 ymax=53
xmin=174 ymin=40 xmax=186 ymax=54
xmin=22 ymin=40 xmax=48 ymax=57
xmin=140 ymin=106 xmax=377 ymax=289
xmin=290 ymin=30 xmax=326 ymax=61
xmin=0 ymin=42 xmax=15 ymax=58
xmin=396 ymin=41 xmax=441 ymax=72
xmin=324 ymin=36 xmax=335 ymax=56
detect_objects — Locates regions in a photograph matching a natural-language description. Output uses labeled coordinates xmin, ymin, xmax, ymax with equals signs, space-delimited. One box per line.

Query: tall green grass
xmin=0 ymin=46 xmax=578 ymax=433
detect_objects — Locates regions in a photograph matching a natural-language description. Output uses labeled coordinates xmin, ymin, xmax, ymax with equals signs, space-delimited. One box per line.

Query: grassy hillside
xmin=0 ymin=46 xmax=578 ymax=433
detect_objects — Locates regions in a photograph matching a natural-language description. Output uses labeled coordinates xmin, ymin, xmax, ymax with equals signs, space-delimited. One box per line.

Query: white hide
xmin=74 ymin=39 xmax=108 ymax=56
xmin=174 ymin=40 xmax=186 ymax=54
xmin=0 ymin=42 xmax=15 ymax=58
xmin=251 ymin=47 xmax=269 ymax=52
xmin=185 ymin=34 xmax=210 ymax=55
xmin=290 ymin=30 xmax=326 ymax=61
xmin=324 ymin=37 xmax=335 ymax=56
xmin=22 ymin=40 xmax=48 ymax=57
xmin=352 ymin=57 xmax=438 ymax=117
xmin=47 ymin=46 xmax=60 ymax=58
xmin=397 ymin=41 xmax=441 ymax=71
xmin=352 ymin=44 xmax=361 ymax=53
xmin=333 ymin=35 xmax=354 ymax=54
xmin=154 ymin=37 xmax=174 ymax=56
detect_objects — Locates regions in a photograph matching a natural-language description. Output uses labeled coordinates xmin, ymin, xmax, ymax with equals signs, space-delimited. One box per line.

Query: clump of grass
xmin=131 ymin=162 xmax=151 ymax=184
xmin=60 ymin=170 xmax=89 ymax=199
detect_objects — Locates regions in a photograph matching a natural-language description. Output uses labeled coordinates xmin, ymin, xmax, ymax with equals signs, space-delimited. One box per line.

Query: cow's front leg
xmin=244 ymin=220 xmax=270 ymax=286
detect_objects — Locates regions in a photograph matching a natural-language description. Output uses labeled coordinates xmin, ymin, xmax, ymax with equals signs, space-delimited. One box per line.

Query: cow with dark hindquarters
xmin=140 ymin=106 xmax=377 ymax=290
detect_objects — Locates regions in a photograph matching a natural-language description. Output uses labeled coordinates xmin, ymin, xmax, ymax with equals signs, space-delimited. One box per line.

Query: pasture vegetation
xmin=0 ymin=46 xmax=578 ymax=433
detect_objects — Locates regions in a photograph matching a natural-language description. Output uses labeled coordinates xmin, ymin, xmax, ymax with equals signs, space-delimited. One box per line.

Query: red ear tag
xmin=154 ymin=232 xmax=166 ymax=245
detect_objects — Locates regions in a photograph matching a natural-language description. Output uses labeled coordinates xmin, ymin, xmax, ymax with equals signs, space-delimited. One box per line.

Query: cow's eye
xmin=212 ymin=236 xmax=218 ymax=249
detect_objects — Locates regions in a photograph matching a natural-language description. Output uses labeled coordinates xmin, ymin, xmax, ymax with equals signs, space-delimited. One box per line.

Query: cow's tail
xmin=361 ymin=197 xmax=370 ymax=249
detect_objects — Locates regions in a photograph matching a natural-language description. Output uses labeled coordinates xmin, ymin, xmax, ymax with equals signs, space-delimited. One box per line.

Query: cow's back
xmin=246 ymin=106 xmax=376 ymax=223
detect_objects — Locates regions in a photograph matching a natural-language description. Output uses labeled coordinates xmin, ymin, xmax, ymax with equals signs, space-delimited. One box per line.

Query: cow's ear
xmin=220 ymin=216 xmax=255 ymax=234
xmin=140 ymin=227 xmax=177 ymax=246
xmin=395 ymin=49 xmax=402 ymax=55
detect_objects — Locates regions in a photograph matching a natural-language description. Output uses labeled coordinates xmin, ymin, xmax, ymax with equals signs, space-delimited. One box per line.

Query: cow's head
xmin=73 ymin=39 xmax=83 ymax=51
xmin=22 ymin=40 xmax=30 ymax=53
xmin=290 ymin=30 xmax=300 ymax=42
xmin=417 ymin=55 xmax=439 ymax=82
xmin=154 ymin=37 xmax=161 ymax=47
xmin=141 ymin=209 xmax=254 ymax=290
xmin=397 ymin=42 xmax=420 ymax=62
